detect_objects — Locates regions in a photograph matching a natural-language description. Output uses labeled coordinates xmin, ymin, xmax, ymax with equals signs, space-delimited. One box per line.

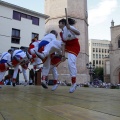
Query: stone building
xmin=45 ymin=0 xmax=89 ymax=83
xmin=103 ymin=57 xmax=110 ymax=83
xmin=109 ymin=20 xmax=120 ymax=84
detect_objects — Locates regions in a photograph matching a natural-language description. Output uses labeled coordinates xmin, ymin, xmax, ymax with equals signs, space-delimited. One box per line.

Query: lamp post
xmin=86 ymin=62 xmax=95 ymax=84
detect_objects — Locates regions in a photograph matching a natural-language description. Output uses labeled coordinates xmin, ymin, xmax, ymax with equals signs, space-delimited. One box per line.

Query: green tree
xmin=93 ymin=67 xmax=104 ymax=81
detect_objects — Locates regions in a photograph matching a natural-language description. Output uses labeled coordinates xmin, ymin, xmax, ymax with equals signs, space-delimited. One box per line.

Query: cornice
xmin=0 ymin=0 xmax=49 ymax=19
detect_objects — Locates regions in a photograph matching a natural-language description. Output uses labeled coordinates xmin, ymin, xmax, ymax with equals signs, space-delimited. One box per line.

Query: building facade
xmin=109 ymin=20 xmax=120 ymax=84
xmin=89 ymin=39 xmax=110 ymax=67
xmin=45 ymin=0 xmax=89 ymax=83
xmin=0 ymin=1 xmax=49 ymax=82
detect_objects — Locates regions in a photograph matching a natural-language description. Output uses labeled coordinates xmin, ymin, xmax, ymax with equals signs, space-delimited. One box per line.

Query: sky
xmin=1 ymin=0 xmax=120 ymax=40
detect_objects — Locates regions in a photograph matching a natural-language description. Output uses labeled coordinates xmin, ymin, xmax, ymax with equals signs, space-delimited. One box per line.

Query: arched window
xmin=118 ymin=37 xmax=120 ymax=48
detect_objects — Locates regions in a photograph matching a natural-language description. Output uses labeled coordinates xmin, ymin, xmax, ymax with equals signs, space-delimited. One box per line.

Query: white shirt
xmin=12 ymin=49 xmax=26 ymax=58
xmin=41 ymin=33 xmax=56 ymax=42
xmin=30 ymin=40 xmax=41 ymax=54
xmin=0 ymin=52 xmax=11 ymax=62
xmin=32 ymin=40 xmax=41 ymax=48
xmin=62 ymin=26 xmax=78 ymax=41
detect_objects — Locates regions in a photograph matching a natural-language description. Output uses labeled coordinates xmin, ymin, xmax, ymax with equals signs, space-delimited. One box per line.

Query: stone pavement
xmin=0 ymin=85 xmax=120 ymax=120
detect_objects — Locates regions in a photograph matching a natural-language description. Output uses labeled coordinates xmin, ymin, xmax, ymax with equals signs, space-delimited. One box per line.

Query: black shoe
xmin=12 ymin=83 xmax=16 ymax=87
xmin=41 ymin=82 xmax=48 ymax=89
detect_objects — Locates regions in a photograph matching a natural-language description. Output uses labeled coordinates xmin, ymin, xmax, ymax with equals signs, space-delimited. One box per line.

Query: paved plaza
xmin=0 ymin=85 xmax=120 ymax=120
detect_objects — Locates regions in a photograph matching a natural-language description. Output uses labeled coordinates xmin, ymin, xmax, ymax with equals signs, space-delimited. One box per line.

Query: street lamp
xmin=86 ymin=62 xmax=95 ymax=84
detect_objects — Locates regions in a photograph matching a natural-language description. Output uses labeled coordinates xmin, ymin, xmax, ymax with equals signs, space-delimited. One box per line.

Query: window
xmin=93 ymin=60 xmax=95 ymax=65
xmin=105 ymin=49 xmax=106 ymax=53
xmin=99 ymin=48 xmax=101 ymax=52
xmin=96 ymin=54 xmax=98 ymax=58
xmin=13 ymin=11 xmax=39 ymax=26
xmin=32 ymin=33 xmax=39 ymax=39
xmin=96 ymin=48 xmax=98 ymax=52
xmin=99 ymin=60 xmax=101 ymax=65
xmin=32 ymin=17 xmax=39 ymax=25
xmin=93 ymin=48 xmax=95 ymax=52
xmin=96 ymin=60 xmax=98 ymax=64
xmin=21 ymin=13 xmax=27 ymax=18
xmin=13 ymin=11 xmax=21 ymax=20
xmin=99 ymin=54 xmax=101 ymax=58
xmin=27 ymin=15 xmax=32 ymax=20
xmin=11 ymin=29 xmax=20 ymax=44
xmin=102 ymin=49 xmax=104 ymax=53
xmin=93 ymin=54 xmax=95 ymax=58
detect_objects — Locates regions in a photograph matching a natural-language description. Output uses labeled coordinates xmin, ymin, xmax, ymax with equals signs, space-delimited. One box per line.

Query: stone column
xmin=45 ymin=0 xmax=89 ymax=83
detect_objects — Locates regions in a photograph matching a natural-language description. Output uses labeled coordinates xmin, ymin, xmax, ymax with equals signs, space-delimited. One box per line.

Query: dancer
xmin=0 ymin=49 xmax=13 ymax=88
xmin=35 ymin=30 xmax=59 ymax=89
xmin=35 ymin=18 xmax=80 ymax=93
xmin=12 ymin=47 xmax=29 ymax=86
xmin=59 ymin=18 xmax=80 ymax=93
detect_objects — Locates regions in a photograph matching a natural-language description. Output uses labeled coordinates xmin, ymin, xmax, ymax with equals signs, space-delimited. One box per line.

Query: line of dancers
xmin=0 ymin=18 xmax=80 ymax=93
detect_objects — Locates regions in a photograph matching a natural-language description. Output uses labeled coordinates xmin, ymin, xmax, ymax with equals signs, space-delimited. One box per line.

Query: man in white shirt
xmin=35 ymin=30 xmax=60 ymax=89
xmin=0 ymin=49 xmax=13 ymax=88
xmin=12 ymin=47 xmax=29 ymax=87
xmin=27 ymin=38 xmax=41 ymax=73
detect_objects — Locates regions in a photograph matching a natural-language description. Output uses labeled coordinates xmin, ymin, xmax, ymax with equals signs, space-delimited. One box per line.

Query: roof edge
xmin=0 ymin=0 xmax=49 ymax=19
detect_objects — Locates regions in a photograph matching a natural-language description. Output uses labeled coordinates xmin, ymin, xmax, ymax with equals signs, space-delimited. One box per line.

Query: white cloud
xmin=88 ymin=0 xmax=118 ymax=26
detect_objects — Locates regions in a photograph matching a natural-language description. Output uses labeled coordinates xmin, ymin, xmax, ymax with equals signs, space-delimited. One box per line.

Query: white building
xmin=0 ymin=1 xmax=49 ymax=82
xmin=89 ymin=39 xmax=110 ymax=67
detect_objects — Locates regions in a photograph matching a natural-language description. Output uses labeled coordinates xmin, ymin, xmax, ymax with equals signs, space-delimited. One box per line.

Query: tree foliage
xmin=93 ymin=67 xmax=104 ymax=81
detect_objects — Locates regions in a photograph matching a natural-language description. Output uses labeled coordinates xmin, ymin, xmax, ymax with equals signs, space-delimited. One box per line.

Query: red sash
xmin=60 ymin=32 xmax=80 ymax=56
xmin=28 ymin=44 xmax=34 ymax=54
xmin=0 ymin=81 xmax=4 ymax=85
xmin=0 ymin=63 xmax=8 ymax=72
xmin=12 ymin=57 xmax=22 ymax=67
xmin=51 ymin=54 xmax=62 ymax=67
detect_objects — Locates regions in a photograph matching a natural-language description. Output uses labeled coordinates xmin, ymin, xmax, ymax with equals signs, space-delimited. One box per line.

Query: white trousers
xmin=50 ymin=65 xmax=58 ymax=80
xmin=13 ymin=65 xmax=28 ymax=81
xmin=67 ymin=53 xmax=77 ymax=77
xmin=42 ymin=40 xmax=77 ymax=78
xmin=41 ymin=59 xmax=58 ymax=80
xmin=41 ymin=40 xmax=62 ymax=77
xmin=42 ymin=56 xmax=51 ymax=76
xmin=32 ymin=57 xmax=41 ymax=71
xmin=43 ymin=40 xmax=62 ymax=57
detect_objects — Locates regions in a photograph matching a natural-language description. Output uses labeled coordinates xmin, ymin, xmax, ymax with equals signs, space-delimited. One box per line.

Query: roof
xmin=0 ymin=0 xmax=49 ymax=19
